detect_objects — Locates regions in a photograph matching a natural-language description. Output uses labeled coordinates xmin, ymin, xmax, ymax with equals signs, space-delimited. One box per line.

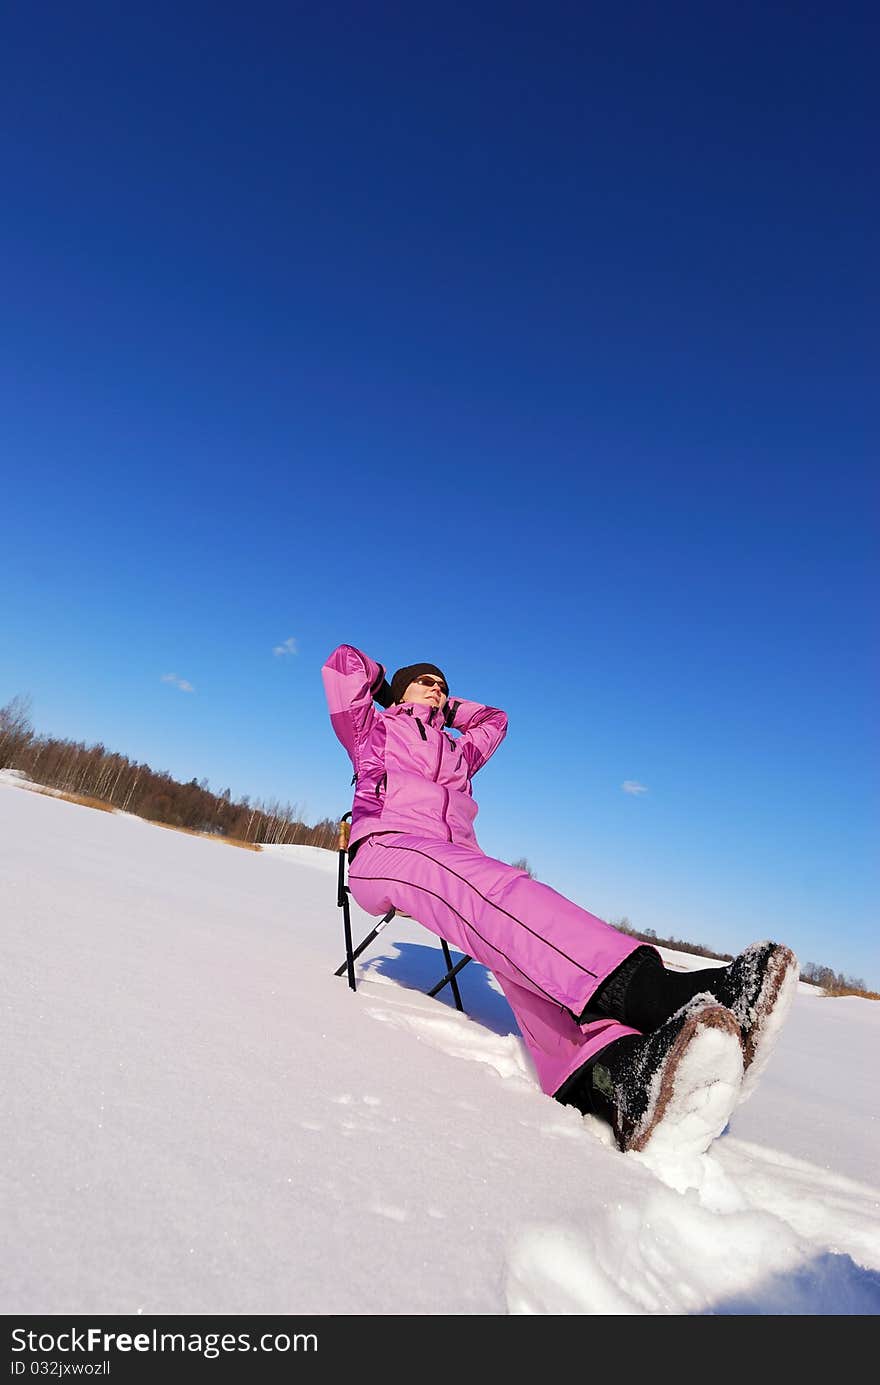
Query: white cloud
xmin=161 ymin=674 xmax=195 ymax=693
xmin=622 ymin=780 xmax=648 ymax=796
xmin=273 ymin=637 xmax=299 ymax=657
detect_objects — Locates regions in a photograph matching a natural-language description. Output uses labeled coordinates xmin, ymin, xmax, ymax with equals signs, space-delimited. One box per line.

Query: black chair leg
xmin=334 ymin=812 xmax=471 ymax=1012
xmin=429 ymin=948 xmax=472 ymax=1005
xmin=340 ymin=887 xmax=357 ymax=992
xmin=438 ymin=938 xmax=465 ymax=1010
xmin=334 ymin=904 xmax=396 ymax=980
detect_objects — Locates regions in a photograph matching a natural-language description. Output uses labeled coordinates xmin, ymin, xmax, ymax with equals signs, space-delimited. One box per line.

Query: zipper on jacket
xmin=374 ymin=772 xmax=387 ymax=800
xmin=432 ymin=725 xmax=444 ymax=780
xmin=402 ymin=707 xmax=454 ymax=838
xmin=435 ymin=720 xmax=452 ymax=838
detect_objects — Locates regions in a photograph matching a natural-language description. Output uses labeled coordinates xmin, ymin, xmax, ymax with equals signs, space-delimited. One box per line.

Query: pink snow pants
xmin=348 ymin=832 xmax=643 ymax=1098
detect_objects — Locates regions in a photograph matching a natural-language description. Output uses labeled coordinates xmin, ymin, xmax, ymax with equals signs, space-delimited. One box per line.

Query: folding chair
xmin=333 ymin=812 xmax=472 ymax=1010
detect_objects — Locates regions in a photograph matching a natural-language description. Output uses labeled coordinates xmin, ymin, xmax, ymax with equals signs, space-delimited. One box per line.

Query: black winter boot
xmin=589 ymin=941 xmax=799 ymax=1101
xmin=556 ymin=994 xmax=743 ymax=1155
xmin=696 ymin=942 xmax=799 ymax=1101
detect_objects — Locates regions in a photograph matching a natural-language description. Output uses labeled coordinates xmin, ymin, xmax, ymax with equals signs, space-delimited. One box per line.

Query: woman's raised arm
xmin=321 ymin=644 xmax=392 ymax=771
xmin=445 ymin=696 xmax=508 ymax=777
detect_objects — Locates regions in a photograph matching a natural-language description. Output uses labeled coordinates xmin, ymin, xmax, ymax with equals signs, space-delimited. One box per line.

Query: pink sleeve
xmin=445 ymin=697 xmax=508 ymax=777
xmin=321 ymin=644 xmax=386 ymax=772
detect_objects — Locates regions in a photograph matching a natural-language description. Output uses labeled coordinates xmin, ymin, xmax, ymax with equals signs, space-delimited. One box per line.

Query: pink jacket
xmin=321 ymin=644 xmax=508 ymax=853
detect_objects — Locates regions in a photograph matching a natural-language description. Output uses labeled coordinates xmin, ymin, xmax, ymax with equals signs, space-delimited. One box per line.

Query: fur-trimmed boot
xmin=588 ymin=940 xmax=799 ymax=1103
xmin=697 ymin=941 xmax=799 ymax=1101
xmin=556 ymin=994 xmax=743 ymax=1155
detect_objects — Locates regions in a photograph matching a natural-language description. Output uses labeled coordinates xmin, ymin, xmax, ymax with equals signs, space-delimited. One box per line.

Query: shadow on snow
xmin=358 ymin=940 xmax=520 ymax=1039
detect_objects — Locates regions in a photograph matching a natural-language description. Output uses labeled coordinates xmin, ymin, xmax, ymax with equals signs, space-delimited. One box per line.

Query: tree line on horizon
xmin=0 ymin=695 xmax=338 ymax=850
xmin=609 ymin=917 xmax=875 ymax=998
xmin=2 ymin=695 xmax=875 ymax=997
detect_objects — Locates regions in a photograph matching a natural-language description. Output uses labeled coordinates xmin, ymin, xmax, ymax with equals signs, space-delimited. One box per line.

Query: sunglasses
xmin=413 ymin=674 xmax=448 ymax=694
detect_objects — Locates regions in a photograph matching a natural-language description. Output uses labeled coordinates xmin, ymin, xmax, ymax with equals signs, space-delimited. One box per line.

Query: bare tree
xmin=0 ymin=695 xmax=34 ymax=768
xmin=511 ymin=857 xmax=536 ymax=878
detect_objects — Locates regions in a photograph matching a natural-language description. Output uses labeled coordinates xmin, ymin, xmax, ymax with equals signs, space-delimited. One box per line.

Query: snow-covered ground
xmin=2 ymin=772 xmax=878 ymax=1315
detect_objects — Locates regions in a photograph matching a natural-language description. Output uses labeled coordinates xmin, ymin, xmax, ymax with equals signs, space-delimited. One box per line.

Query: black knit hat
xmin=389 ymin=662 xmax=448 ymax=705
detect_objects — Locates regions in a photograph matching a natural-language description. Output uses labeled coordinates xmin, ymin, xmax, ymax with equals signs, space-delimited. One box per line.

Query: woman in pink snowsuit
xmin=322 ymin=645 xmax=798 ymax=1154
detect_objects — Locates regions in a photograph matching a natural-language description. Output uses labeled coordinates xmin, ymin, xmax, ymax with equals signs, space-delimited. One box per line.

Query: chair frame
xmin=333 ymin=813 xmax=472 ymax=1010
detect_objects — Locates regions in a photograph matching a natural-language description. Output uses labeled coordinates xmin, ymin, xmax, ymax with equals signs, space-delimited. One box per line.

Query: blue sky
xmin=2 ymin=3 xmax=877 ymax=984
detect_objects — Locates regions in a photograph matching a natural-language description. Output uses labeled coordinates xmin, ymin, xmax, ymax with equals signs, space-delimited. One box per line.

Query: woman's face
xmin=402 ymin=674 xmax=448 ymax=711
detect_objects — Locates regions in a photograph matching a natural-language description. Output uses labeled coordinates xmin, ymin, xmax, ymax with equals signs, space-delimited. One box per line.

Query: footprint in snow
xmin=365 ymin=1004 xmax=533 ymax=1085
xmin=368 ymin=1202 xmax=407 ymax=1223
